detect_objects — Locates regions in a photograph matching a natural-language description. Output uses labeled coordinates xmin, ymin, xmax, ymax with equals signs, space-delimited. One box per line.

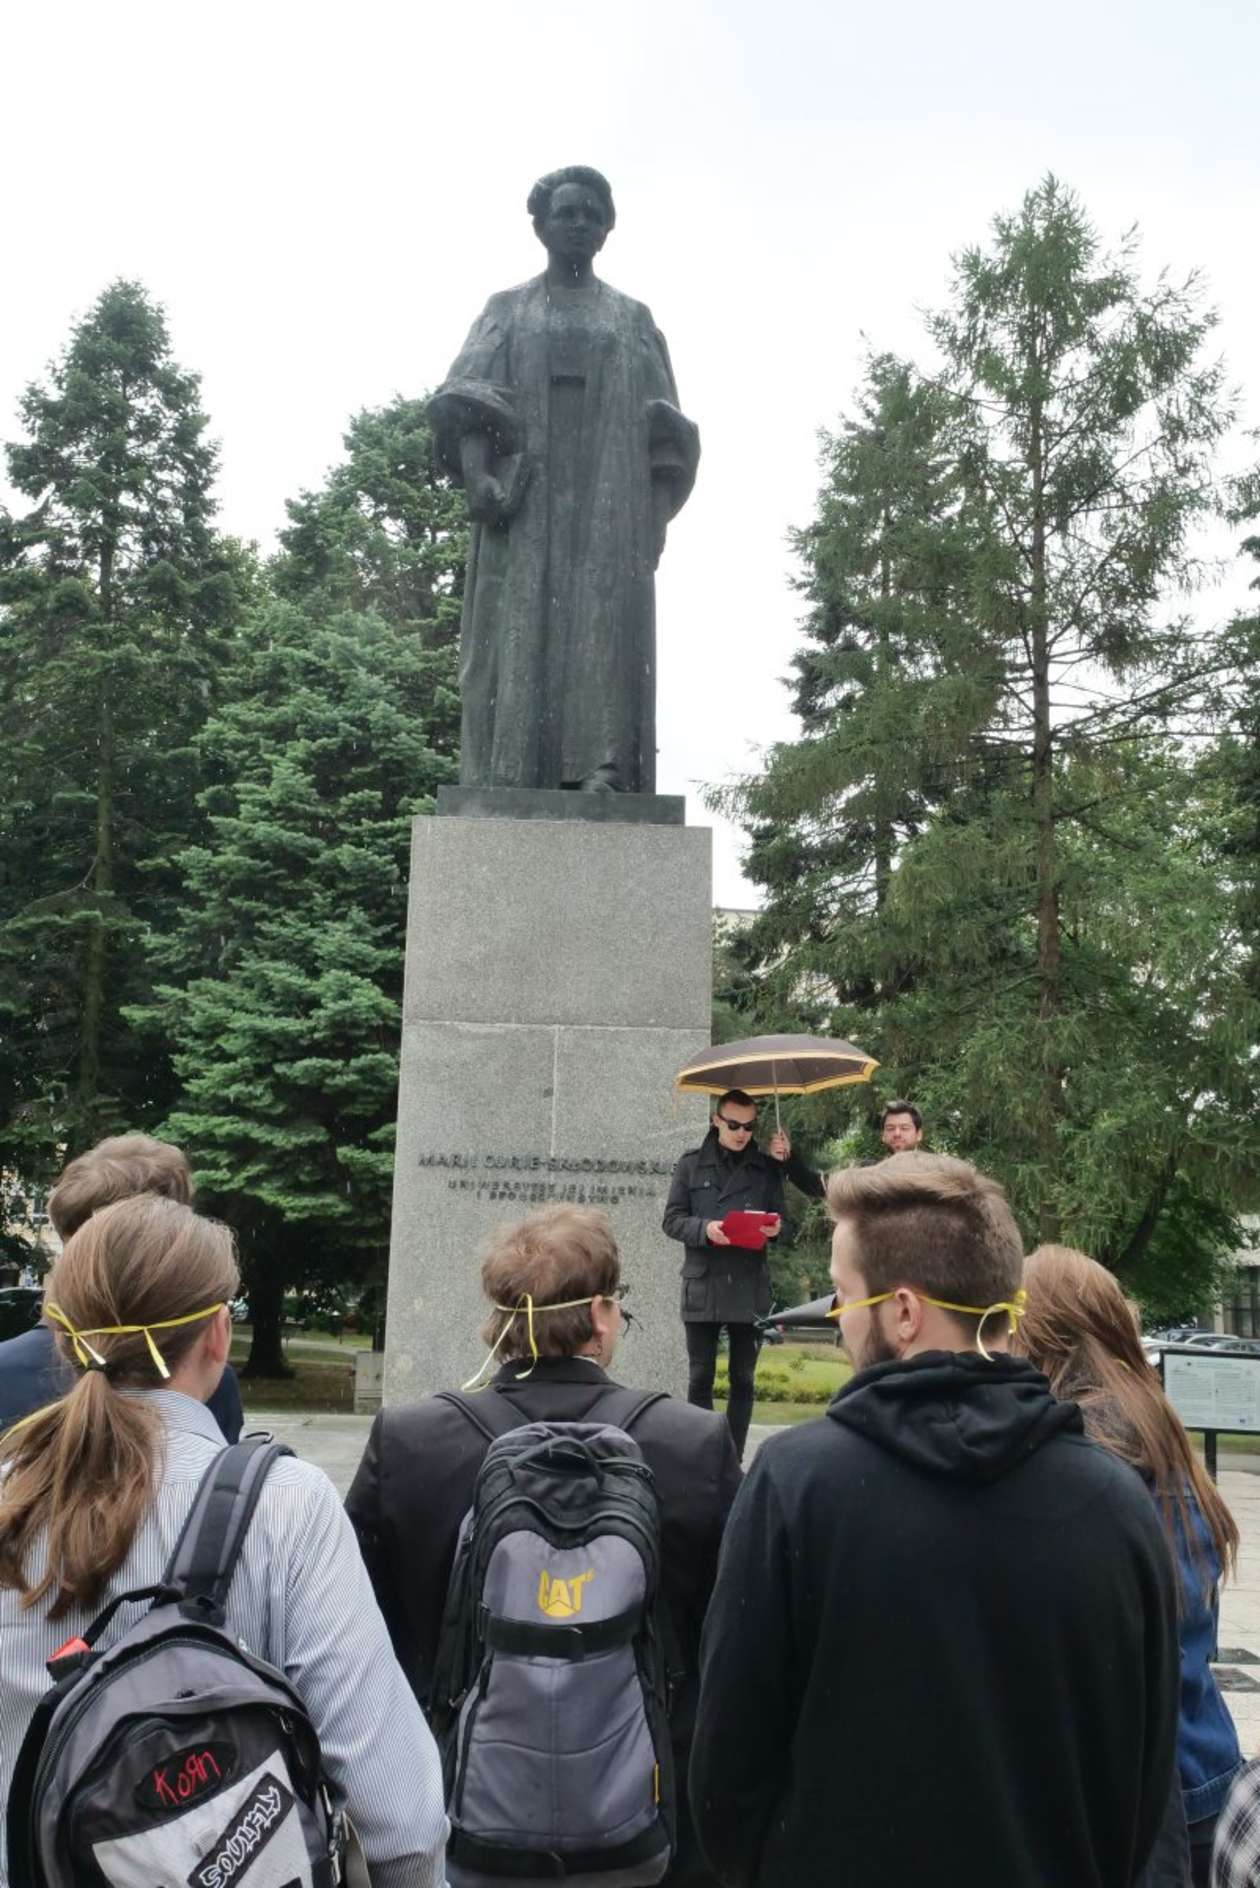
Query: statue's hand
xmin=467 ymin=471 xmax=509 ymax=525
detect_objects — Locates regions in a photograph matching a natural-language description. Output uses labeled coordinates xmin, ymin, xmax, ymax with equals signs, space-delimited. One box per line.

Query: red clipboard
xmin=721 ymin=1210 xmax=778 ymax=1251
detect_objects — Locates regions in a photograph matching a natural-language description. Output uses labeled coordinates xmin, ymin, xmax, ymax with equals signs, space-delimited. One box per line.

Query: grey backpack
xmin=7 ymin=1439 xmax=347 ymax=1888
xmin=430 ymin=1388 xmax=675 ymax=1888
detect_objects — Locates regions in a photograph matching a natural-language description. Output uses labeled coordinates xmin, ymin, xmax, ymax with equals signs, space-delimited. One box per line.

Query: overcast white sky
xmin=4 ymin=0 xmax=1258 ymax=904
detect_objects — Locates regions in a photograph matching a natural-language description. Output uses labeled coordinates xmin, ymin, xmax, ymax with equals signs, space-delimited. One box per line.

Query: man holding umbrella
xmin=662 ymin=1089 xmax=786 ymax=1460
xmin=668 ymin=1036 xmax=878 ymax=1456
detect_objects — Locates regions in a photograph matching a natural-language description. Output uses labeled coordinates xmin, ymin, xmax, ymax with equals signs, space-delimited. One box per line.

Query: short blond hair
xmin=826 ymin=1152 xmax=1022 ymax=1333
xmin=480 ymin=1206 xmax=620 ymax=1361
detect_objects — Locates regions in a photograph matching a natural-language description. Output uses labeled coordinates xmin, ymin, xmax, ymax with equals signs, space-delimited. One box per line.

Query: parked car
xmin=0 ymin=1284 xmax=43 ymax=1342
xmin=1145 ymin=1330 xmax=1260 ymax=1368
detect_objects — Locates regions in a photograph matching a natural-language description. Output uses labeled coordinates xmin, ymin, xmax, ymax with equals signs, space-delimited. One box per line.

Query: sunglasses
xmin=716 ymin=1116 xmax=756 ymax=1133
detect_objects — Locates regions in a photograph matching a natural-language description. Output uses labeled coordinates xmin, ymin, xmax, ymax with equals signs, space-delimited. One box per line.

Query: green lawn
xmin=232 ymin=1332 xmax=358 ymax=1412
xmin=232 ymin=1333 xmax=854 ymax=1420
xmin=713 ymin=1339 xmax=851 ymax=1425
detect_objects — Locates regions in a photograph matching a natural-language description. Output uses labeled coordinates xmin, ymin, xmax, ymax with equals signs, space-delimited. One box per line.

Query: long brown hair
xmin=0 ymin=1196 xmax=238 ymax=1618
xmin=1015 ymin=1243 xmax=1238 ymax=1585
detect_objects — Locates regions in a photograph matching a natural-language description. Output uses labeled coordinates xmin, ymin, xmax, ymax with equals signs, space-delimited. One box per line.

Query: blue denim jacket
xmin=1168 ymin=1490 xmax=1242 ymax=1824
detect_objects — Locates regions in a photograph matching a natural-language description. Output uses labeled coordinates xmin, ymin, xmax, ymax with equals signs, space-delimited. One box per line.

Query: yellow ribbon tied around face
xmin=461 ymin=1292 xmax=612 ymax=1391
xmin=826 ymin=1287 xmax=1027 ymax=1362
xmin=43 ymin=1302 xmax=226 ymax=1380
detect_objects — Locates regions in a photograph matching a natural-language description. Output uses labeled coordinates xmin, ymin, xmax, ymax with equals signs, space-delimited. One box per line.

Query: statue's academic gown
xmin=430 ymin=274 xmax=698 ymax=792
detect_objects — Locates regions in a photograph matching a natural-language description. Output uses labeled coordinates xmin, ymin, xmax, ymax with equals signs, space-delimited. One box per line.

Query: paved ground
xmin=248 ymin=1406 xmax=1260 ymax=1756
xmin=1215 ymin=1470 xmax=1260 ymax=1752
xmin=247 ymin=1411 xmax=375 ymax=1495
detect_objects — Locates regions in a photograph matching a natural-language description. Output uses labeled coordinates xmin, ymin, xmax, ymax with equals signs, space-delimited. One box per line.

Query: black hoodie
xmin=689 ymin=1351 xmax=1179 ymax=1888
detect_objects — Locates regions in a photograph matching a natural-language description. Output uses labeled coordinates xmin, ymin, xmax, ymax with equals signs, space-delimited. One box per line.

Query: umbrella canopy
xmin=674 ymin=1033 xmax=878 ymax=1100
xmin=755 ymin=1292 xmax=839 ymax=1333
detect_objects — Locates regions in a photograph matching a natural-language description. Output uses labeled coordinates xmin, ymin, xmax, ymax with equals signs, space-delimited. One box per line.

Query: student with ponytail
xmin=0 ymin=1195 xmax=447 ymax=1888
xmin=0 ymin=1134 xmax=243 ymax=1441
xmin=1015 ymin=1244 xmax=1242 ymax=1888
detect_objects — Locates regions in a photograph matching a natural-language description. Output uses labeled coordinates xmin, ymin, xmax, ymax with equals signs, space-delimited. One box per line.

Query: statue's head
xmin=528 ymin=166 xmax=615 ymax=266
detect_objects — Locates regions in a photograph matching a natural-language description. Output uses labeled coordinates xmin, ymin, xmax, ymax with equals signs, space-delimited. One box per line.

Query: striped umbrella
xmin=673 ymin=1033 xmax=878 ymax=1128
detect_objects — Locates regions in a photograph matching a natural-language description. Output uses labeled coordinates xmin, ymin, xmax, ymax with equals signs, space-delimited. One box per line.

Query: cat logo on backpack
xmin=537 ymin=1569 xmax=594 ymax=1618
xmin=429 ymin=1392 xmax=677 ymax=1888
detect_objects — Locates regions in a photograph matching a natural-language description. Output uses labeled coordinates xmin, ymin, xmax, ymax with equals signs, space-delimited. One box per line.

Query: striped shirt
xmin=0 ymin=1391 xmax=448 ymax=1888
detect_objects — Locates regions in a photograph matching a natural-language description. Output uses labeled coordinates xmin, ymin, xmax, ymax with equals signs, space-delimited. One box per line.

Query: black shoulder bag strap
xmin=162 ymin=1436 xmax=294 ymax=1624
xmin=432 ymin=1386 xmax=525 ymax=1445
xmin=436 ymin=1382 xmax=669 ymax=1444
xmin=588 ymin=1385 xmax=669 ymax=1433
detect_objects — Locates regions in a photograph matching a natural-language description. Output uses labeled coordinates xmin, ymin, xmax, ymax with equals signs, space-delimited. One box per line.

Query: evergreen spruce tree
xmin=725 ymin=183 xmax=1253 ymax=1301
xmin=0 ymin=281 xmax=244 ymax=1177
xmin=134 ymin=401 xmax=465 ymax=1373
xmin=927 ymin=177 xmax=1232 ymax=1235
xmin=712 ymin=353 xmax=990 ymax=1040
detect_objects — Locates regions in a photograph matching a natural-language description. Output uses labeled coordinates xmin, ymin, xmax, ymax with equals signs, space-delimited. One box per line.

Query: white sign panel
xmin=1163 ymin=1350 xmax=1260 ymax=1433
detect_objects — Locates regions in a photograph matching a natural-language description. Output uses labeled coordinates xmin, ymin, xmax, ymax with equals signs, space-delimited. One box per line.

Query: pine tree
xmin=712 ymin=354 xmax=990 ymax=1031
xmin=133 ymin=401 xmax=465 ymax=1373
xmin=725 ymin=183 xmax=1253 ymax=1300
xmin=0 ymin=281 xmax=244 ymax=1176
xmin=928 ymin=177 xmax=1231 ymax=1236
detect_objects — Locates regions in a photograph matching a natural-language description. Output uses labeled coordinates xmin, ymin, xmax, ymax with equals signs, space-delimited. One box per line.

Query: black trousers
xmin=685 ymin=1321 xmax=760 ymax=1460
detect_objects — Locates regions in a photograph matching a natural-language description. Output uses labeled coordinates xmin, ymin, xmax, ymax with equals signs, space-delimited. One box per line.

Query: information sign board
xmin=1162 ymin=1348 xmax=1260 ymax=1435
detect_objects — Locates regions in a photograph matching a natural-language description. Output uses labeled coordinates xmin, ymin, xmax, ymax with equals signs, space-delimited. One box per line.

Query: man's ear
xmin=589 ymin=1295 xmax=617 ymax=1352
xmin=891 ymin=1286 xmax=924 ymax=1347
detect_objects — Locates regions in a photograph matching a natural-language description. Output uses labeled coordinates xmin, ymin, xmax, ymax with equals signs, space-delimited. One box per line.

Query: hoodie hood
xmin=827 ymin=1349 xmax=1082 ymax=1483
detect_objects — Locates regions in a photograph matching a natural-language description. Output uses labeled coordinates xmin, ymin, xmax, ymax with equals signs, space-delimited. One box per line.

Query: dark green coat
xmin=663 ymin=1133 xmax=788 ymax=1324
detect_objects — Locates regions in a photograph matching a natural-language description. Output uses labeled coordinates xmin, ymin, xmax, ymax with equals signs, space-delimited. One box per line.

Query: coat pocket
xmin=682 ymin=1275 xmax=711 ymax=1315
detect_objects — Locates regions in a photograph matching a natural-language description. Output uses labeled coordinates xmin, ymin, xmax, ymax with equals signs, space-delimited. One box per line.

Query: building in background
xmin=1220 ymin=1221 xmax=1260 ymax=1336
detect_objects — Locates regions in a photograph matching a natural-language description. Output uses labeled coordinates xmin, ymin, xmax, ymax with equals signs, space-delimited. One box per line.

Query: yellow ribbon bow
xmin=43 ymin=1301 xmax=226 ymax=1381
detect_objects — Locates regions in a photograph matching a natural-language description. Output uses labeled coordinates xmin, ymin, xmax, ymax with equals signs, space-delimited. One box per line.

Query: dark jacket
xmin=663 ymin=1133 xmax=787 ymax=1323
xmin=346 ymin=1357 xmax=740 ymax=1887
xmin=346 ymin=1356 xmax=740 ymax=1727
xmin=689 ymin=1350 xmax=1180 ymax=1888
xmin=780 ymin=1146 xmax=825 ymax=1201
xmin=0 ymin=1320 xmax=245 ymax=1443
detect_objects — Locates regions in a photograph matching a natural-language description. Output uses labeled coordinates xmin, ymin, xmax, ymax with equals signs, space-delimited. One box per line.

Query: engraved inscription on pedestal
xmin=419 ymin=1149 xmax=673 ymax=1208
xmin=384 ymin=816 xmax=712 ymax=1403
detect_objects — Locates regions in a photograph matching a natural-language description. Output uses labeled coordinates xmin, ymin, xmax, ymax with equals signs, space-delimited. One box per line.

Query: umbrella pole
xmin=774 ymin=1081 xmax=781 ymax=1131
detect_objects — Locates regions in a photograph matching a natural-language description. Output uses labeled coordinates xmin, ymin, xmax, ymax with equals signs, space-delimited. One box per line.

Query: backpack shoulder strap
xmin=592 ymin=1386 xmax=669 ymax=1434
xmin=162 ymin=1436 xmax=293 ymax=1621
xmin=433 ymin=1387 xmax=524 ymax=1445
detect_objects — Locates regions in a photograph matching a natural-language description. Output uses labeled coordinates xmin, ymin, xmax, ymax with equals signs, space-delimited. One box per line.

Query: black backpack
xmin=429 ymin=1387 xmax=675 ymax=1888
xmin=8 ymin=1438 xmax=348 ymax=1888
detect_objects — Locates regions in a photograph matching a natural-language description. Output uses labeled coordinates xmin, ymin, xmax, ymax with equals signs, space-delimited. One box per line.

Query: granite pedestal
xmin=384 ymin=812 xmax=712 ymax=1403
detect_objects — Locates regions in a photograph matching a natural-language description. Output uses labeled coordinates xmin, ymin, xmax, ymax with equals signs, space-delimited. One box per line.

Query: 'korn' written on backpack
xmin=430 ymin=1388 xmax=676 ymax=1888
xmin=7 ymin=1440 xmax=349 ymax=1888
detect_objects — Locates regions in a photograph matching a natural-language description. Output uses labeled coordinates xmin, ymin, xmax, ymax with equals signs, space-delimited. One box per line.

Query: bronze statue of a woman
xmin=430 ymin=167 xmax=699 ymax=794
